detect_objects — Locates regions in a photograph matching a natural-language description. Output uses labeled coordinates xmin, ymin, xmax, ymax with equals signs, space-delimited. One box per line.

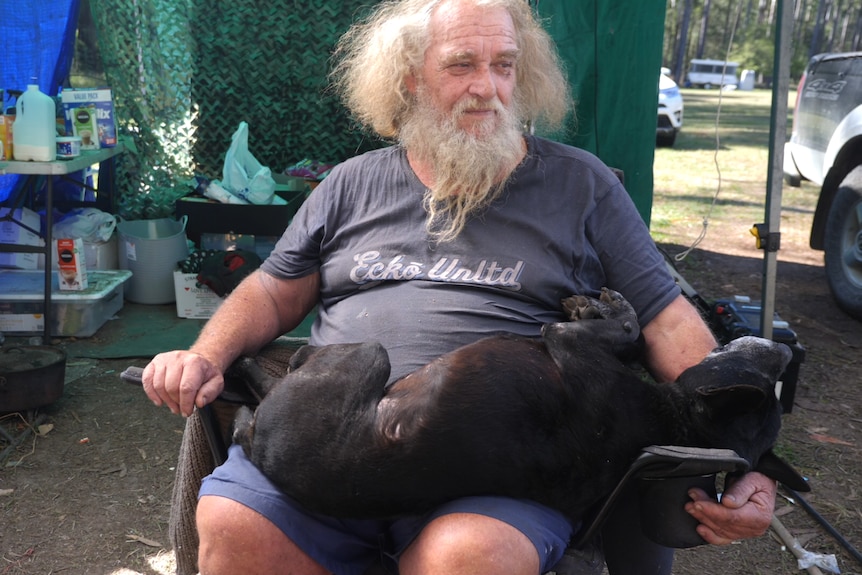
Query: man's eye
xmin=445 ymin=62 xmax=472 ymax=74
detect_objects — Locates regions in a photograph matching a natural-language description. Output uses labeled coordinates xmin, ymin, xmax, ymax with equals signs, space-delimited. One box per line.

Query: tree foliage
xmin=664 ymin=0 xmax=862 ymax=83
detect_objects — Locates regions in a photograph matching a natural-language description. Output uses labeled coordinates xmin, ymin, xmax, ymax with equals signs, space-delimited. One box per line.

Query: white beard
xmin=399 ymin=89 xmax=526 ymax=242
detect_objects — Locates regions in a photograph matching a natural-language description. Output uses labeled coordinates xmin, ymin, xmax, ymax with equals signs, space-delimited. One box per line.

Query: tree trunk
xmin=672 ymin=0 xmax=695 ymax=83
xmin=768 ymin=0 xmax=778 ymax=26
xmin=721 ymin=0 xmax=733 ymax=55
xmin=696 ymin=0 xmax=713 ymax=59
xmin=853 ymin=5 xmax=862 ymax=51
xmin=793 ymin=0 xmax=809 ymax=49
xmin=809 ymin=0 xmax=830 ymax=57
xmin=826 ymin=0 xmax=843 ymax=51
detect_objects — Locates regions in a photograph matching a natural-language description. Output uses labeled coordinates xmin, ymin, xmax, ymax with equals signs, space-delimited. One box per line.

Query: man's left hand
xmin=685 ymin=471 xmax=777 ymax=545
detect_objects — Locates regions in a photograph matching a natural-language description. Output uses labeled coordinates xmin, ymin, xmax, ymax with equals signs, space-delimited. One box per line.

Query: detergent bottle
xmin=13 ymin=83 xmax=57 ymax=162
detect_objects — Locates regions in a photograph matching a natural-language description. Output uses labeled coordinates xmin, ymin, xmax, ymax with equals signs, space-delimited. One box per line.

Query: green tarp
xmin=538 ymin=1 xmax=666 ymax=224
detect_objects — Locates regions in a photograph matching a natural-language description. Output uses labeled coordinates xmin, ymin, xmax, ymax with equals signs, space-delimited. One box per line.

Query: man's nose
xmin=468 ymin=66 xmax=497 ymax=100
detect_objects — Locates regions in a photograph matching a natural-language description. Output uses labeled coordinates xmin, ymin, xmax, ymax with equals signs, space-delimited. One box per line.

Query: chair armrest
xmin=571 ymin=445 xmax=750 ymax=549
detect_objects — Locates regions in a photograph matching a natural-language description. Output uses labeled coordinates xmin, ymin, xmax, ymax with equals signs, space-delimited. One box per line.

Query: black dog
xmin=231 ymin=288 xmax=807 ymax=521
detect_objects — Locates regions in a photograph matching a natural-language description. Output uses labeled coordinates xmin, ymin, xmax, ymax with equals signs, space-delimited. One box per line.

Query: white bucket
xmin=118 ymin=216 xmax=189 ymax=304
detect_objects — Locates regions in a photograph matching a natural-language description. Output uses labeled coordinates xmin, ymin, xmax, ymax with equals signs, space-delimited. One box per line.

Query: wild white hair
xmin=331 ymin=0 xmax=572 ymax=241
xmin=331 ymin=0 xmax=570 ymax=138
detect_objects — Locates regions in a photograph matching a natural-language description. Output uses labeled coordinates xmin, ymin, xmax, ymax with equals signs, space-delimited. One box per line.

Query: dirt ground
xmin=0 ymin=356 xmax=184 ymax=575
xmin=1 ymin=206 xmax=861 ymax=575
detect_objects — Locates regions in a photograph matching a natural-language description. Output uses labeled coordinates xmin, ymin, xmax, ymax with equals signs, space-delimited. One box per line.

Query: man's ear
xmin=405 ymin=71 xmax=418 ymax=94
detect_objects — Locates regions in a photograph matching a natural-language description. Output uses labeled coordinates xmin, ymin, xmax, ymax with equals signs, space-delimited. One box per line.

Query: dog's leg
xmin=232 ymin=405 xmax=256 ymax=458
xmin=545 ymin=288 xmax=642 ymax=368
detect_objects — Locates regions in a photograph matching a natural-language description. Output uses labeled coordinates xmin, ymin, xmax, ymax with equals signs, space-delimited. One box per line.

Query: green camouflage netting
xmin=89 ymin=0 xmax=383 ymax=219
xmin=86 ymin=1 xmax=662 ymax=223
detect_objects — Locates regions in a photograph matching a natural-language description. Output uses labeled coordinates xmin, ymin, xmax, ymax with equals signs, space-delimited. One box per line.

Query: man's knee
xmin=196 ymin=496 xmax=242 ymax=557
xmin=196 ymin=495 xmax=329 ymax=575
xmin=196 ymin=496 xmax=260 ymax=573
xmin=400 ymin=513 xmax=540 ymax=575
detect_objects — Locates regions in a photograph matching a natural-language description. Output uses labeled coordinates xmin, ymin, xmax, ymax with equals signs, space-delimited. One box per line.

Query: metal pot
xmin=0 ymin=346 xmax=66 ymax=412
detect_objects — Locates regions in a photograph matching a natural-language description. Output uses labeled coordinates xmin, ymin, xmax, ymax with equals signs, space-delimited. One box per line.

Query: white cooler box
xmin=0 ymin=270 xmax=132 ymax=337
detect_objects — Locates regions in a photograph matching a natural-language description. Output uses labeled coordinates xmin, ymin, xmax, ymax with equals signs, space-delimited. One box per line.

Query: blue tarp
xmin=0 ymin=0 xmax=80 ymax=201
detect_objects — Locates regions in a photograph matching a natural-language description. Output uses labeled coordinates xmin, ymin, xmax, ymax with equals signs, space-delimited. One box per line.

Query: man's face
xmin=410 ymin=2 xmax=520 ymax=136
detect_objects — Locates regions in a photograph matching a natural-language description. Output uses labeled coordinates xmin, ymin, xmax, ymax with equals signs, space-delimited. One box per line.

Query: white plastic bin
xmin=0 ymin=270 xmax=132 ymax=337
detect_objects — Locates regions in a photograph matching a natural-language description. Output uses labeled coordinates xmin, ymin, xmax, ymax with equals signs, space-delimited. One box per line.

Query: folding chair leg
xmin=198 ymin=403 xmax=228 ymax=466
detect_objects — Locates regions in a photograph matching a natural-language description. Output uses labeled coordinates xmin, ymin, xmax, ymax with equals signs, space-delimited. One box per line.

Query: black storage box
xmin=710 ymin=299 xmax=805 ymax=413
xmin=175 ymin=190 xmax=306 ymax=245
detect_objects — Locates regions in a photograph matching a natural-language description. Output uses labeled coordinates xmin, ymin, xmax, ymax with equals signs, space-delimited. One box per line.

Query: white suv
xmin=657 ymin=69 xmax=683 ymax=147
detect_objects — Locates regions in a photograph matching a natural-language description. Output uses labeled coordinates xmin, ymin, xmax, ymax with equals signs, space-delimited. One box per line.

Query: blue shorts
xmin=200 ymin=444 xmax=574 ymax=575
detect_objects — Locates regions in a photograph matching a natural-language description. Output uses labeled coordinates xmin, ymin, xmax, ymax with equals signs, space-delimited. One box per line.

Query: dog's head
xmin=676 ymin=336 xmax=807 ymax=490
xmin=677 ymin=337 xmax=789 ymax=456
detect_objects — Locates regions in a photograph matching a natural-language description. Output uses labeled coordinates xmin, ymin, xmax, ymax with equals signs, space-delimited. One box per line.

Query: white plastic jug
xmin=13 ymin=84 xmax=57 ymax=162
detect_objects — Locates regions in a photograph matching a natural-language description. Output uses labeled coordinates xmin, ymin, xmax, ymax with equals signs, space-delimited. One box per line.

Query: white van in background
xmin=686 ymin=59 xmax=740 ymax=89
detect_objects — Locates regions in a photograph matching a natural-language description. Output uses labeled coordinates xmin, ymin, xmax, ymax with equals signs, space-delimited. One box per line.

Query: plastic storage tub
xmin=0 ymin=270 xmax=132 ymax=337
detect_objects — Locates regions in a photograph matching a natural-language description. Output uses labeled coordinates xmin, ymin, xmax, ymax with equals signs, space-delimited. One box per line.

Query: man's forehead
xmin=430 ymin=29 xmax=519 ymax=63
xmin=428 ymin=3 xmax=518 ymax=51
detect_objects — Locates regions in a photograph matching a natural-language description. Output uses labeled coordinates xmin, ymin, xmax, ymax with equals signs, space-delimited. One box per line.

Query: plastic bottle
xmin=13 ymin=83 xmax=57 ymax=162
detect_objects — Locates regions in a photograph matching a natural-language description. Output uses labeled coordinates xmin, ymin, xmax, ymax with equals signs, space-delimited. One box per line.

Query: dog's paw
xmin=561 ymin=294 xmax=603 ymax=320
xmin=562 ymin=288 xmax=636 ymax=327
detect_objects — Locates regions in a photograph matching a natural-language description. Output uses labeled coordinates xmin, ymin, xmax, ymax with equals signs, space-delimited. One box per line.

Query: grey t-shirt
xmin=262 ymin=135 xmax=679 ymax=381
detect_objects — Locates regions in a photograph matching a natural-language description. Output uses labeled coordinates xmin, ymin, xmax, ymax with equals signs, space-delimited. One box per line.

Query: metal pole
xmin=760 ymin=0 xmax=794 ymax=339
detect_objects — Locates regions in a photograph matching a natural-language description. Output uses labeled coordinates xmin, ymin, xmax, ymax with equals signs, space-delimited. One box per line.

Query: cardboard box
xmin=0 ymin=206 xmax=40 ymax=238
xmin=56 ymin=238 xmax=89 ymax=290
xmin=61 ymin=88 xmax=117 ymax=149
xmin=0 ymin=207 xmax=42 ymax=270
xmin=0 ymin=250 xmax=40 ymax=270
xmin=174 ymin=270 xmax=224 ymax=318
xmin=39 ymin=235 xmax=119 ymax=271
xmin=0 ymin=270 xmax=131 ymax=336
xmin=84 ymin=236 xmax=119 ymax=270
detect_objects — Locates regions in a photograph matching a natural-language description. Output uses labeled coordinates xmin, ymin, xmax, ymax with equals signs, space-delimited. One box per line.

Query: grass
xmin=650 ymin=87 xmax=818 ymax=255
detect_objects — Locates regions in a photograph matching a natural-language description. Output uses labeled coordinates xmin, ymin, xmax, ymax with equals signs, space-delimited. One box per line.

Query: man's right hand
xmin=141 ymin=270 xmax=320 ymax=417
xmin=142 ymin=350 xmax=225 ymax=417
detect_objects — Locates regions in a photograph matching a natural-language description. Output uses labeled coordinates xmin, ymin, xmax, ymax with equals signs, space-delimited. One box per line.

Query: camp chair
xmin=122 ymin=340 xmax=752 ymax=575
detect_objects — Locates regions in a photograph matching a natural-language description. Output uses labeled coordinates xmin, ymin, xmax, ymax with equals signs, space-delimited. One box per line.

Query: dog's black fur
xmin=231 ymin=288 xmax=807 ymax=521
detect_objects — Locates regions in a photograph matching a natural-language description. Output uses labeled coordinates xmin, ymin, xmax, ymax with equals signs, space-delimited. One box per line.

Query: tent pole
xmin=760 ymin=0 xmax=794 ymax=339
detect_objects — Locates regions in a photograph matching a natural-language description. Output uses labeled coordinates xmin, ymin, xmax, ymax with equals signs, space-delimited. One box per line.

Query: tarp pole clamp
xmin=750 ymin=223 xmax=781 ymax=252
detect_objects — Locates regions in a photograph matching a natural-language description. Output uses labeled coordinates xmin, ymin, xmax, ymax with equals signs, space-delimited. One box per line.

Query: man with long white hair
xmin=143 ymin=1 xmax=779 ymax=573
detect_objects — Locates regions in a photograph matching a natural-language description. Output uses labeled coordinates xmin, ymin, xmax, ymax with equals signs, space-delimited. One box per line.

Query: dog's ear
xmin=696 ymin=384 xmax=771 ymax=417
xmin=678 ymin=338 xmax=790 ymax=401
xmin=755 ymin=450 xmax=810 ymax=492
xmin=702 ymin=337 xmax=793 ymax=384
